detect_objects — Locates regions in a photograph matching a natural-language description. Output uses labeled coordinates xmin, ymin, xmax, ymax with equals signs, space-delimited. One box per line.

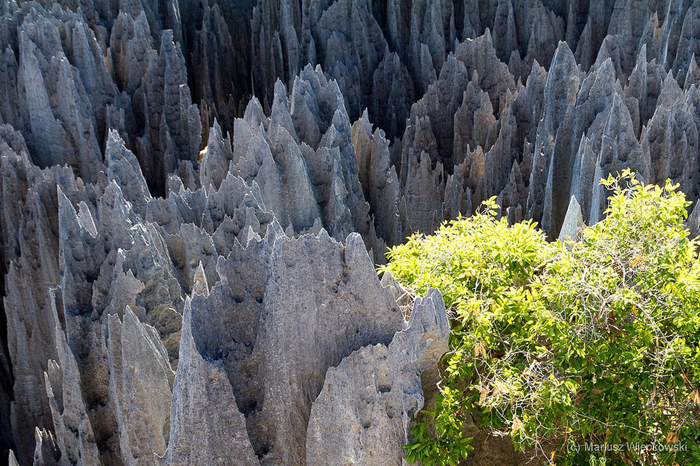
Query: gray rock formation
xmin=306 ymin=288 xmax=449 ymax=465
xmin=352 ymin=112 xmax=402 ymax=248
xmin=558 ymin=195 xmax=584 ymax=243
xmin=186 ymin=227 xmax=404 ymax=464
xmin=159 ymin=288 xmax=259 ymax=466
xmin=229 ymin=68 xmax=395 ymax=259
xmin=2 ymin=118 xmax=450 ymax=465
xmin=131 ymin=29 xmax=201 ymax=197
xmin=1 ymin=3 xmax=108 ymax=183
xmin=107 ymin=306 xmax=173 ymax=466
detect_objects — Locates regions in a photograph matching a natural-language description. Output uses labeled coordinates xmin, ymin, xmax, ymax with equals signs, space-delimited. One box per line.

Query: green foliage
xmin=403 ymin=388 xmax=474 ymax=466
xmin=383 ymin=171 xmax=700 ymax=466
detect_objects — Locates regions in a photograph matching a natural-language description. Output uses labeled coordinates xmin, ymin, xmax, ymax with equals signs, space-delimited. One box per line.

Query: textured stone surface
xmin=107 ymin=306 xmax=173 ymax=466
xmin=159 ymin=290 xmax=259 ymax=466
xmin=306 ymin=288 xmax=449 ymax=465
xmin=558 ymin=195 xmax=585 ymax=243
xmin=187 ymin=228 xmax=404 ymax=465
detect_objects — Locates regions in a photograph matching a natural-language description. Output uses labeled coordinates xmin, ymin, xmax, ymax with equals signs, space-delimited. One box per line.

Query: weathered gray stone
xmin=188 ymin=228 xmax=404 ymax=464
xmin=351 ymin=112 xmax=402 ymax=248
xmin=306 ymin=288 xmax=449 ymax=465
xmin=199 ymin=120 xmax=233 ymax=191
xmin=158 ymin=294 xmax=259 ymax=466
xmin=43 ymin=289 xmax=100 ymax=466
xmin=558 ymin=195 xmax=585 ymax=242
xmin=133 ymin=29 xmax=201 ymax=197
xmin=107 ymin=306 xmax=173 ymax=466
xmin=106 ymin=130 xmax=151 ymax=215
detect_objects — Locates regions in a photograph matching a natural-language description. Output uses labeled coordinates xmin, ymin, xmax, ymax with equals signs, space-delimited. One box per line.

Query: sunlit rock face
xmin=3 ymin=0 xmax=700 ymax=464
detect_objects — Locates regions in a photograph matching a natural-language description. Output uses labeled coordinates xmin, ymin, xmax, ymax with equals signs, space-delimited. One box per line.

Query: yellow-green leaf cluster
xmin=386 ymin=172 xmax=700 ymax=466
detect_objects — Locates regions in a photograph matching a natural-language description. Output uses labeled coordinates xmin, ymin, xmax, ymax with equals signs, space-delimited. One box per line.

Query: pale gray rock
xmin=11 ymin=5 xmax=104 ymax=182
xmin=400 ymin=100 xmax=438 ymax=189
xmin=231 ymin=85 xmax=320 ymax=235
xmin=251 ymin=0 xmax=302 ymax=107
xmin=529 ymin=41 xmax=581 ymax=234
xmin=684 ymin=54 xmax=700 ymax=90
xmin=51 ymin=180 xmax=187 ymax=463
xmin=2 ymin=157 xmax=86 ymax=464
xmin=455 ymin=30 xmax=517 ymax=114
xmin=9 ymin=449 xmax=19 ymax=466
xmin=380 ymin=270 xmax=412 ymax=309
xmin=351 ymin=112 xmax=402 ymax=248
xmin=492 ymin=0 xmax=518 ymax=65
xmin=199 ymin=119 xmax=234 ymax=191
xmin=513 ymin=0 xmax=566 ymax=77
xmin=480 ymin=110 xmax=519 ymax=208
xmin=146 ymin=171 xmax=273 ymax=257
xmin=133 ymin=29 xmax=201 ymax=197
xmin=108 ymin=11 xmax=153 ymax=96
xmin=624 ymin=45 xmax=666 ymax=137
xmin=603 ymin=0 xmax=653 ymax=79
xmin=401 ymin=151 xmax=444 ymax=235
xmin=166 ymin=223 xmax=218 ymax=295
xmin=159 ymin=296 xmax=259 ymax=466
xmin=6 ymin=2 xmax=700 ymax=466
xmin=56 ymin=186 xmax=124 ymax=464
xmin=453 ymin=80 xmax=498 ymax=161
xmin=672 ymin=1 xmax=700 ymax=85
xmin=230 ymin=69 xmax=386 ymax=256
xmin=413 ymin=54 xmax=470 ymax=171
xmin=688 ymin=199 xmax=700 ymax=238
xmin=443 ymin=159 xmax=473 ymax=222
xmin=567 ymin=59 xmax=621 ymax=225
xmin=572 ymin=0 xmax=615 ymax=71
xmin=106 ymin=130 xmax=151 ymax=215
xmin=371 ymin=52 xmax=415 ymax=140
xmin=527 ymin=57 xmax=619 ymax=235
xmin=188 ymin=228 xmax=404 ymax=464
xmin=558 ymin=195 xmax=584 ymax=242
xmin=311 ymin=0 xmax=390 ymax=124
xmin=385 ymin=0 xmax=454 ymax=92
xmin=306 ymin=288 xmax=449 ymax=466
xmin=641 ymin=88 xmax=700 ymax=203
xmin=32 ymin=428 xmax=60 ymax=466
xmin=590 ymin=92 xmax=649 ymax=223
xmin=107 ymin=307 xmax=173 ymax=466
xmin=43 ymin=289 xmax=100 ymax=466
xmin=501 ymin=61 xmax=547 ymax=197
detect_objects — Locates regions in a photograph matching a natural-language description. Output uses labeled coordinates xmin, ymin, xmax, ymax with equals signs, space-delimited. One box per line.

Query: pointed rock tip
xmin=344 ymin=232 xmax=370 ymax=263
xmin=558 ymin=195 xmax=584 ymax=243
xmin=273 ymin=79 xmax=288 ymax=98
xmin=552 ymin=40 xmax=576 ymax=67
xmin=361 ymin=108 xmax=370 ymax=123
xmin=410 ymin=287 xmax=449 ymax=337
xmin=192 ymin=261 xmax=209 ymax=297
xmin=316 ymin=227 xmax=331 ymax=242
xmin=211 ymin=117 xmax=222 ymax=134
xmin=243 ymin=96 xmax=265 ymax=125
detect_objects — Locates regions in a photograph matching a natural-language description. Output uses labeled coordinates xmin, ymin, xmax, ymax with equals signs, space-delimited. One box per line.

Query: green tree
xmin=382 ymin=171 xmax=700 ymax=466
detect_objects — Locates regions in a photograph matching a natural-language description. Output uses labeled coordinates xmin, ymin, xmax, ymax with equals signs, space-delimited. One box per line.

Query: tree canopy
xmin=382 ymin=171 xmax=700 ymax=466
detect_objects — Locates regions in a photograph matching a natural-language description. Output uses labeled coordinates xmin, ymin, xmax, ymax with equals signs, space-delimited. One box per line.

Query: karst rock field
xmin=2 ymin=0 xmax=700 ymax=465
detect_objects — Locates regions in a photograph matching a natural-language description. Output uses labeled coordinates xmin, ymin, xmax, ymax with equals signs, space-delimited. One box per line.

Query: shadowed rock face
xmin=306 ymin=288 xmax=449 ymax=466
xmin=3 ymin=0 xmax=700 ymax=465
xmin=187 ymin=229 xmax=404 ymax=464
